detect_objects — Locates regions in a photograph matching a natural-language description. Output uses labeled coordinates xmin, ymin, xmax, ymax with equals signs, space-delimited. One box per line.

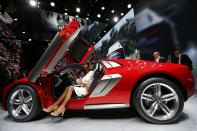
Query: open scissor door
xmin=28 ymin=20 xmax=82 ymax=82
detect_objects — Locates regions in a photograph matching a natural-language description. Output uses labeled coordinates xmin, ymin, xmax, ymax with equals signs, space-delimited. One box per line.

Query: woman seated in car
xmin=43 ymin=62 xmax=94 ymax=116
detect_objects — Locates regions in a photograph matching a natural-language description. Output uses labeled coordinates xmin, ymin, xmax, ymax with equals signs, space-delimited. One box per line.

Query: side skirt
xmin=84 ymin=104 xmax=130 ymax=110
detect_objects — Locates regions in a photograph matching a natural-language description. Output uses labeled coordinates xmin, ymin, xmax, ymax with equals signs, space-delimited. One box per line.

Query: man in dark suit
xmin=174 ymin=50 xmax=193 ymax=70
xmin=153 ymin=52 xmax=166 ymax=62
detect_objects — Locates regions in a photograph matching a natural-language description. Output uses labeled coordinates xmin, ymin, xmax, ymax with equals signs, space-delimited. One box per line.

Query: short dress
xmin=73 ymin=71 xmax=94 ymax=96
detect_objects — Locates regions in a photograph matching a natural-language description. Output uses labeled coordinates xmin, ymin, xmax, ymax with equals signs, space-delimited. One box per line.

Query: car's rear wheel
xmin=7 ymin=85 xmax=42 ymax=122
xmin=133 ymin=77 xmax=184 ymax=124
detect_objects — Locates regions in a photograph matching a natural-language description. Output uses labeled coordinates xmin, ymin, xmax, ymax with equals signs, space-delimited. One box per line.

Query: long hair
xmin=79 ymin=61 xmax=91 ymax=77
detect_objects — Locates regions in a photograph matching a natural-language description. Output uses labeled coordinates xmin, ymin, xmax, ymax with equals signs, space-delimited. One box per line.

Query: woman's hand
xmin=76 ymin=78 xmax=83 ymax=85
xmin=82 ymin=83 xmax=87 ymax=88
xmin=70 ymin=71 xmax=77 ymax=79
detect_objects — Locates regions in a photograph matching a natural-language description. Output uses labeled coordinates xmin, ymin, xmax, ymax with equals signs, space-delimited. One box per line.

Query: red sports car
xmin=1 ymin=20 xmax=195 ymax=124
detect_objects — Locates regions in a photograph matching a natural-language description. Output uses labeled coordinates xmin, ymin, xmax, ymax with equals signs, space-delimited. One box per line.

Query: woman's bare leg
xmin=59 ymin=86 xmax=74 ymax=107
xmin=43 ymin=86 xmax=70 ymax=112
xmin=52 ymin=87 xmax=70 ymax=106
xmin=50 ymin=86 xmax=74 ymax=116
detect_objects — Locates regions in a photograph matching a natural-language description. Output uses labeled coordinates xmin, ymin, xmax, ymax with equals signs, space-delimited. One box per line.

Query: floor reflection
xmin=0 ymin=93 xmax=197 ymax=131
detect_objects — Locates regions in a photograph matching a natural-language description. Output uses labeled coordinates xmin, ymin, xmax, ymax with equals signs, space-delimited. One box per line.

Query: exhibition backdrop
xmin=134 ymin=0 xmax=197 ymax=89
xmin=94 ymin=3 xmax=197 ymax=89
xmin=95 ymin=9 xmax=137 ymax=59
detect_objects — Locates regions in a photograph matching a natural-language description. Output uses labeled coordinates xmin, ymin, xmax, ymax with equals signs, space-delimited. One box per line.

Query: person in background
xmin=167 ymin=54 xmax=172 ymax=63
xmin=153 ymin=52 xmax=166 ymax=62
xmin=174 ymin=50 xmax=193 ymax=70
xmin=10 ymin=68 xmax=17 ymax=81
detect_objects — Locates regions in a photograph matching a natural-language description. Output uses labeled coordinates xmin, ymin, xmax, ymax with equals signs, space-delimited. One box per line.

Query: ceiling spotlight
xmin=97 ymin=14 xmax=101 ymax=18
xmin=76 ymin=7 xmax=80 ymax=13
xmin=106 ymin=18 xmax=109 ymax=21
xmin=127 ymin=4 xmax=131 ymax=8
xmin=64 ymin=12 xmax=68 ymax=15
xmin=113 ymin=16 xmax=119 ymax=22
xmin=76 ymin=15 xmax=79 ymax=18
xmin=111 ymin=10 xmax=115 ymax=13
xmin=50 ymin=2 xmax=55 ymax=7
xmin=22 ymin=31 xmax=26 ymax=34
xmin=14 ymin=18 xmax=18 ymax=21
xmin=86 ymin=17 xmax=89 ymax=20
xmin=29 ymin=0 xmax=37 ymax=7
xmin=121 ymin=13 xmax=124 ymax=16
xmin=101 ymin=7 xmax=105 ymax=10
xmin=104 ymin=30 xmax=106 ymax=33
xmin=28 ymin=38 xmax=32 ymax=41
xmin=64 ymin=8 xmax=68 ymax=11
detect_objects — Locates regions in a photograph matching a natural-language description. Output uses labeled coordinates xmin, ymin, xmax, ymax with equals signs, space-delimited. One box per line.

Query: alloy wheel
xmin=140 ymin=83 xmax=179 ymax=121
xmin=9 ymin=89 xmax=33 ymax=119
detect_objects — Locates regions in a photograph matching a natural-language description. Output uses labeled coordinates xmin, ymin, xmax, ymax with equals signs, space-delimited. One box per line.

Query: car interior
xmin=52 ymin=62 xmax=104 ymax=99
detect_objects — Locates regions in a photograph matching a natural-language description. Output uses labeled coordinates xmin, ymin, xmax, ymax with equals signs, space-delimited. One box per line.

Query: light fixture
xmin=14 ymin=18 xmax=18 ymax=21
xmin=50 ymin=2 xmax=55 ymax=7
xmin=86 ymin=17 xmax=89 ymax=20
xmin=64 ymin=8 xmax=68 ymax=11
xmin=64 ymin=12 xmax=68 ymax=15
xmin=101 ymin=7 xmax=105 ymax=10
xmin=106 ymin=18 xmax=109 ymax=21
xmin=104 ymin=30 xmax=106 ymax=33
xmin=97 ymin=14 xmax=101 ymax=18
xmin=76 ymin=7 xmax=80 ymax=13
xmin=28 ymin=38 xmax=32 ymax=41
xmin=111 ymin=10 xmax=115 ymax=13
xmin=29 ymin=0 xmax=37 ymax=7
xmin=113 ymin=16 xmax=119 ymax=22
xmin=76 ymin=15 xmax=79 ymax=18
xmin=121 ymin=13 xmax=124 ymax=16
xmin=22 ymin=31 xmax=26 ymax=34
xmin=127 ymin=4 xmax=131 ymax=9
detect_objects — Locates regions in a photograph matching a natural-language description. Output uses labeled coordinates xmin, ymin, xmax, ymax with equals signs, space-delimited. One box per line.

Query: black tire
xmin=133 ymin=77 xmax=184 ymax=124
xmin=7 ymin=85 xmax=42 ymax=122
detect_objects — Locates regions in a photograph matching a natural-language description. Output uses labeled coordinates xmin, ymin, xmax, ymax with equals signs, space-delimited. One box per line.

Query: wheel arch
xmin=4 ymin=83 xmax=44 ymax=110
xmin=130 ymin=73 xmax=188 ymax=106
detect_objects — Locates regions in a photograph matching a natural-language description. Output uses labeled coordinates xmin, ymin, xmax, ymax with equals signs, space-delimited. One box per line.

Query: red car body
xmin=1 ymin=59 xmax=195 ymax=110
xmin=0 ymin=19 xmax=195 ymax=123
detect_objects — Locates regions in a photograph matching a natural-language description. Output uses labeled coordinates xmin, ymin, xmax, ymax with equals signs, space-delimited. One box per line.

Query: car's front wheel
xmin=133 ymin=77 xmax=184 ymax=124
xmin=7 ymin=85 xmax=41 ymax=122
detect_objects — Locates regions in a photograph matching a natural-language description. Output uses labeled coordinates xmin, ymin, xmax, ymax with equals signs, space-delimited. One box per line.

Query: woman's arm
xmin=81 ymin=70 xmax=94 ymax=90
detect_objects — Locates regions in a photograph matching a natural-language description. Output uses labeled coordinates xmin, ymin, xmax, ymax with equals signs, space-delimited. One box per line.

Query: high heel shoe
xmin=50 ymin=106 xmax=65 ymax=117
xmin=43 ymin=105 xmax=58 ymax=113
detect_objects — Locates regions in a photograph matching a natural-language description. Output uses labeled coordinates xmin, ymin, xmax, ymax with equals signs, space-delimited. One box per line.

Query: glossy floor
xmin=0 ymin=93 xmax=197 ymax=131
